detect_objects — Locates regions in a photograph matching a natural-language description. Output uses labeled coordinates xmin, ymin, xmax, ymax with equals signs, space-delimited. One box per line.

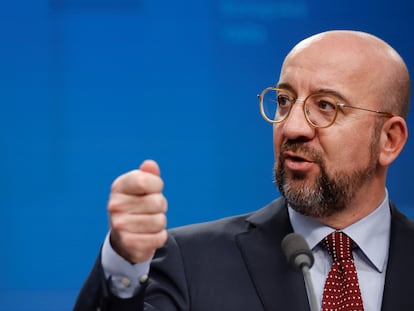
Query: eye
xmin=317 ymin=100 xmax=336 ymax=112
xmin=277 ymin=94 xmax=292 ymax=108
xmin=313 ymin=95 xmax=337 ymax=112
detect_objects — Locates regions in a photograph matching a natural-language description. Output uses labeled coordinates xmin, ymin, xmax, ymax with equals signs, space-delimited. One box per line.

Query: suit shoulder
xmin=391 ymin=203 xmax=414 ymax=232
xmin=168 ymin=198 xmax=286 ymax=242
xmin=169 ymin=211 xmax=253 ymax=240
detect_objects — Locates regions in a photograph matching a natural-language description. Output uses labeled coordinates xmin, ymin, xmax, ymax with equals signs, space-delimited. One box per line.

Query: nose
xmin=280 ymin=101 xmax=316 ymax=140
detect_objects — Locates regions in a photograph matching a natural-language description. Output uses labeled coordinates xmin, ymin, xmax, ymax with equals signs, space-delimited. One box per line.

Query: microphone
xmin=281 ymin=232 xmax=314 ymax=270
xmin=281 ymin=233 xmax=319 ymax=311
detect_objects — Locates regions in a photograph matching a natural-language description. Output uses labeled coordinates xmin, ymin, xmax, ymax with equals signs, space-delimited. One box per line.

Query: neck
xmin=315 ymin=186 xmax=386 ymax=230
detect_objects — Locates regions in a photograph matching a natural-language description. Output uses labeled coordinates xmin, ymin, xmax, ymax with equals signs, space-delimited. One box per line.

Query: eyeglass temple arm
xmin=338 ymin=103 xmax=394 ymax=117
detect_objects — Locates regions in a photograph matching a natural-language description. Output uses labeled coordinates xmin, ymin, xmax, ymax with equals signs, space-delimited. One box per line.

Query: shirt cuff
xmin=101 ymin=232 xmax=152 ymax=298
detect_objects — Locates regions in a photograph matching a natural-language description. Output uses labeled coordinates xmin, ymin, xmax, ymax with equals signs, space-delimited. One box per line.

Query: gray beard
xmin=274 ymin=143 xmax=377 ymax=218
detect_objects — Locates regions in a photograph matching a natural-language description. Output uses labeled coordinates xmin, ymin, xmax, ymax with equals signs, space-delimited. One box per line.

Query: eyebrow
xmin=275 ymin=82 xmax=295 ymax=94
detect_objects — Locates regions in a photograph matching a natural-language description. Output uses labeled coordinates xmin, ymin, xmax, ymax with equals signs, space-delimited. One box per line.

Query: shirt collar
xmin=288 ymin=189 xmax=391 ymax=272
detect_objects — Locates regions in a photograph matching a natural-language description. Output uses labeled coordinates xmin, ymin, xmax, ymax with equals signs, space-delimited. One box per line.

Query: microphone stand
xmin=282 ymin=233 xmax=320 ymax=311
xmin=302 ymin=265 xmax=319 ymax=311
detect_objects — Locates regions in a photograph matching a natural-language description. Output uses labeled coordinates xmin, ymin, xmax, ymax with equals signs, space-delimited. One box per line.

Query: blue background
xmin=0 ymin=0 xmax=413 ymax=310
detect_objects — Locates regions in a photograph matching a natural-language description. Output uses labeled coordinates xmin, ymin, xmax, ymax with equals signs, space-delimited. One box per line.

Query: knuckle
xmin=135 ymin=172 xmax=150 ymax=191
xmin=110 ymin=179 xmax=120 ymax=193
xmin=107 ymin=195 xmax=122 ymax=213
xmin=156 ymin=213 xmax=167 ymax=229
xmin=152 ymin=194 xmax=167 ymax=212
xmin=142 ymin=214 xmax=164 ymax=234
xmin=151 ymin=230 xmax=165 ymax=246
xmin=110 ymin=174 xmax=125 ymax=193
xmin=159 ymin=178 xmax=164 ymax=191
xmin=155 ymin=230 xmax=168 ymax=247
xmin=110 ymin=216 xmax=125 ymax=231
xmin=147 ymin=213 xmax=167 ymax=232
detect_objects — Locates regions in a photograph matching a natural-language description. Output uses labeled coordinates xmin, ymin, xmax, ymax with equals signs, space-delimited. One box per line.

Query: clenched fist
xmin=108 ymin=160 xmax=168 ymax=263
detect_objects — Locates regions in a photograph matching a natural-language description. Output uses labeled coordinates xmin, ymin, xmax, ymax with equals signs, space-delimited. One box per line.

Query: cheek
xmin=273 ymin=125 xmax=283 ymax=156
xmin=324 ymin=133 xmax=373 ymax=171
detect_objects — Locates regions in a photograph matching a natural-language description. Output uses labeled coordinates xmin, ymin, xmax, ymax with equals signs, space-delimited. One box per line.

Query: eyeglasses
xmin=258 ymin=87 xmax=394 ymax=128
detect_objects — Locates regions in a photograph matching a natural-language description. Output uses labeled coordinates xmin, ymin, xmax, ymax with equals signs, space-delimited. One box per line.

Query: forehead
xmin=284 ymin=39 xmax=366 ymax=77
xmin=278 ymin=35 xmax=384 ymax=99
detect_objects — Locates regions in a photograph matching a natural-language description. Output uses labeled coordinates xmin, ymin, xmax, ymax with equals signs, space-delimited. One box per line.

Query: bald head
xmin=281 ymin=30 xmax=411 ymax=117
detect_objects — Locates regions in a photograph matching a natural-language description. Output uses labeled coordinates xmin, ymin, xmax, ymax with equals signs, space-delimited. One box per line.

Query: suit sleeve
xmin=73 ymin=234 xmax=190 ymax=311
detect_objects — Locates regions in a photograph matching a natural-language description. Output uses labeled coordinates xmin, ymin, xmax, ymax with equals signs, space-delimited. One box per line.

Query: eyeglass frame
xmin=257 ymin=87 xmax=395 ymax=129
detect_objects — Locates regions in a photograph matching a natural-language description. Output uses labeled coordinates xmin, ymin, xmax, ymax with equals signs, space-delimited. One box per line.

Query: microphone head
xmin=281 ymin=233 xmax=314 ymax=270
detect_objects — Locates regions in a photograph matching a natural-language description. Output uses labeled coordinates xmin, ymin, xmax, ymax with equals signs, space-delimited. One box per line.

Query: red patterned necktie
xmin=321 ymin=231 xmax=364 ymax=311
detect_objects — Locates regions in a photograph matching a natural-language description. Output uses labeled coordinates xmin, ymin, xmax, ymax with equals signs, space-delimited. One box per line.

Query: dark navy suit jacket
xmin=74 ymin=198 xmax=414 ymax=310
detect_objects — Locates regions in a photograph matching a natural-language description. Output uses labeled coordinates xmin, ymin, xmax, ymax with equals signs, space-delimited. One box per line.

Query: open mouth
xmin=284 ymin=151 xmax=311 ymax=163
xmin=282 ymin=151 xmax=315 ymax=172
xmin=288 ymin=155 xmax=307 ymax=162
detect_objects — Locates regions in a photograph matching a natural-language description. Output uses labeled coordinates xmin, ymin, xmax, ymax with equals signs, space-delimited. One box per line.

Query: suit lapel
xmin=235 ymin=199 xmax=310 ymax=311
xmin=234 ymin=200 xmax=414 ymax=310
xmin=381 ymin=203 xmax=414 ymax=311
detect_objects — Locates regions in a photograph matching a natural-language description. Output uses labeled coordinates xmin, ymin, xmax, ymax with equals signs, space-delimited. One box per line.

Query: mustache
xmin=280 ymin=142 xmax=323 ymax=164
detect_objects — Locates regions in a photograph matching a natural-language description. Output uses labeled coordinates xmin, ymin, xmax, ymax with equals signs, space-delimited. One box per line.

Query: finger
xmin=124 ymin=230 xmax=168 ymax=254
xmin=110 ymin=230 xmax=168 ymax=263
xmin=109 ymin=192 xmax=167 ymax=214
xmin=111 ymin=213 xmax=167 ymax=234
xmin=111 ymin=169 xmax=164 ymax=195
xmin=139 ymin=159 xmax=161 ymax=176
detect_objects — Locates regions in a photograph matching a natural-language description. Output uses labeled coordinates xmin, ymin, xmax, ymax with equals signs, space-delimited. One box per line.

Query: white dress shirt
xmin=289 ymin=190 xmax=391 ymax=311
xmin=101 ymin=233 xmax=152 ymax=298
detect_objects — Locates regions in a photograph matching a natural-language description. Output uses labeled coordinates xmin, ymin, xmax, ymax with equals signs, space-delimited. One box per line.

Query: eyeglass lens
xmin=261 ymin=89 xmax=339 ymax=127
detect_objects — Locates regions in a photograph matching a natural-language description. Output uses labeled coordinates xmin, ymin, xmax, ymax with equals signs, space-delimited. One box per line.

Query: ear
xmin=378 ymin=116 xmax=408 ymax=166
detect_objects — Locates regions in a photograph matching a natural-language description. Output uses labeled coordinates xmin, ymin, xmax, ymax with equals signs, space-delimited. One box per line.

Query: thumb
xmin=139 ymin=159 xmax=161 ymax=176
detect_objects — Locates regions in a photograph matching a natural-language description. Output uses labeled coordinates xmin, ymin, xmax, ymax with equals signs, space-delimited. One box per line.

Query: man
xmin=74 ymin=30 xmax=413 ymax=310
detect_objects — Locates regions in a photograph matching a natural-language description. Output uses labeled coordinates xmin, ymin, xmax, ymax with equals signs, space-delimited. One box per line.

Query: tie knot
xmin=322 ymin=231 xmax=354 ymax=261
